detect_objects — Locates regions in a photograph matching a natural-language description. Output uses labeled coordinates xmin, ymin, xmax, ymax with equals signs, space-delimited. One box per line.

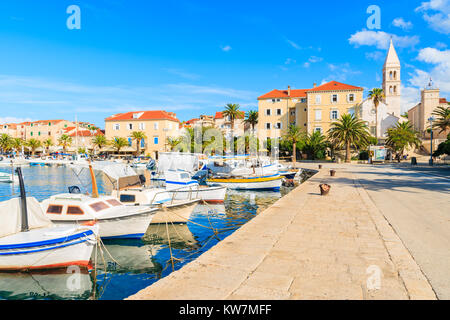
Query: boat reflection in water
xmin=0 ymin=267 xmax=94 ymax=300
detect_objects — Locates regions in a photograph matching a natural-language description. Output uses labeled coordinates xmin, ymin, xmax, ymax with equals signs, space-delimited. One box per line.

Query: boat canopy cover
xmin=158 ymin=152 xmax=200 ymax=174
xmin=0 ymin=197 xmax=53 ymax=238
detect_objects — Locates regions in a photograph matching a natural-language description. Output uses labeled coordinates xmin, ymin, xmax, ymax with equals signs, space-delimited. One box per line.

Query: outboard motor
xmin=191 ymin=170 xmax=208 ymax=186
xmin=138 ymin=174 xmax=146 ymax=185
xmin=68 ymin=186 xmax=81 ymax=194
xmin=146 ymin=159 xmax=156 ymax=171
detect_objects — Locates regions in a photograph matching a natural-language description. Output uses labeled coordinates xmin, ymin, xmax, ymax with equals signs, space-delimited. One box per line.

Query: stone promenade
xmin=128 ymin=166 xmax=437 ymax=300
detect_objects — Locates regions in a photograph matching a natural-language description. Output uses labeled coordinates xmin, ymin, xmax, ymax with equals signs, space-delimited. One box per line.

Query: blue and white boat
xmin=0 ymin=168 xmax=98 ymax=271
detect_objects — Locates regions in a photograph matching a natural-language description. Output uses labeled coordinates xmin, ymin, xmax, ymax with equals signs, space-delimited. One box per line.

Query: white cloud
xmin=436 ymin=42 xmax=448 ymax=49
xmin=365 ymin=51 xmax=384 ymax=61
xmin=286 ymin=39 xmax=301 ymax=50
xmin=321 ymin=63 xmax=361 ymax=83
xmin=392 ymin=18 xmax=414 ymax=30
xmin=221 ymin=45 xmax=232 ymax=52
xmin=165 ymin=68 xmax=200 ymax=80
xmin=284 ymin=58 xmax=296 ymax=65
xmin=349 ymin=29 xmax=420 ymax=49
xmin=402 ymin=86 xmax=422 ymax=112
xmin=415 ymin=0 xmax=450 ymax=34
xmin=308 ymin=56 xmax=323 ymax=63
xmin=303 ymin=62 xmax=310 ymax=68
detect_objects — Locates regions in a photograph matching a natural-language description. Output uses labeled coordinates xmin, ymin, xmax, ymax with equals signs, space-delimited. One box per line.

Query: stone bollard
xmin=319 ymin=184 xmax=331 ymax=196
xmin=330 ymin=170 xmax=336 ymax=177
xmin=318 ymin=165 xmax=323 ymax=169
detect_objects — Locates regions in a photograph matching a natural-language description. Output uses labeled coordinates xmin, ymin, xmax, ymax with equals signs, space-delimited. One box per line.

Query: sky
xmin=0 ymin=0 xmax=448 ymax=128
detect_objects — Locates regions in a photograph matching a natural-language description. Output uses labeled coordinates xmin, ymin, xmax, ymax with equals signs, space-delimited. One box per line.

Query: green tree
xmin=10 ymin=138 xmax=23 ymax=153
xmin=283 ymin=125 xmax=305 ymax=164
xmin=222 ymin=103 xmax=241 ymax=140
xmin=43 ymin=139 xmax=53 ymax=154
xmin=0 ymin=134 xmax=11 ymax=154
xmin=58 ymin=134 xmax=73 ymax=153
xmin=431 ymin=105 xmax=450 ymax=134
xmin=244 ymin=110 xmax=258 ymax=134
xmin=130 ymin=131 xmax=147 ymax=156
xmin=303 ymin=131 xmax=328 ymax=160
xmin=92 ymin=135 xmax=107 ymax=153
xmin=328 ymin=114 xmax=372 ymax=163
xmin=433 ymin=133 xmax=450 ymax=157
xmin=26 ymin=138 xmax=42 ymax=156
xmin=111 ymin=137 xmax=129 ymax=153
xmin=386 ymin=121 xmax=421 ymax=159
xmin=368 ymin=88 xmax=385 ymax=138
xmin=166 ymin=137 xmax=181 ymax=151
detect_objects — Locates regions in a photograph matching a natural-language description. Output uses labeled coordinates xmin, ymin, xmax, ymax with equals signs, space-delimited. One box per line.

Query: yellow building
xmin=257 ymin=81 xmax=364 ymax=139
xmin=104 ymin=110 xmax=181 ymax=158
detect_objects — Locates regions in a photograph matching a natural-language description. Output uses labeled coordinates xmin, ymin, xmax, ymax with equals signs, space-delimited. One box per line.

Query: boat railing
xmin=149 ymin=184 xmax=200 ymax=206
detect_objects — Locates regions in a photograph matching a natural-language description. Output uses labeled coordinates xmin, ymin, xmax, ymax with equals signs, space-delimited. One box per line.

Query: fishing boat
xmin=0 ymin=167 xmax=98 ymax=271
xmin=41 ymin=163 xmax=158 ymax=239
xmin=0 ymin=171 xmax=19 ymax=184
xmin=80 ymin=162 xmax=201 ymax=225
xmin=206 ymin=173 xmax=282 ymax=191
xmin=165 ymin=170 xmax=227 ymax=203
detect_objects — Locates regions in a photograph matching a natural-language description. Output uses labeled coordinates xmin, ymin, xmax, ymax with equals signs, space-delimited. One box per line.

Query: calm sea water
xmin=0 ymin=165 xmax=310 ymax=300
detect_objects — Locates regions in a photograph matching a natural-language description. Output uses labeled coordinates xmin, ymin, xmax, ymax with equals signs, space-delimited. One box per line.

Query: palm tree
xmin=222 ymin=103 xmax=241 ymax=141
xmin=43 ymin=139 xmax=53 ymax=154
xmin=111 ymin=137 xmax=128 ymax=153
xmin=0 ymin=134 xmax=11 ymax=154
xmin=432 ymin=105 xmax=450 ymax=134
xmin=328 ymin=114 xmax=372 ymax=163
xmin=368 ymin=88 xmax=385 ymax=139
xmin=303 ymin=131 xmax=328 ymax=160
xmin=283 ymin=125 xmax=305 ymax=165
xmin=10 ymin=138 xmax=23 ymax=154
xmin=58 ymin=134 xmax=73 ymax=153
xmin=92 ymin=135 xmax=107 ymax=153
xmin=386 ymin=121 xmax=421 ymax=159
xmin=130 ymin=131 xmax=147 ymax=156
xmin=244 ymin=111 xmax=258 ymax=135
xmin=167 ymin=137 xmax=181 ymax=151
xmin=26 ymin=139 xmax=42 ymax=156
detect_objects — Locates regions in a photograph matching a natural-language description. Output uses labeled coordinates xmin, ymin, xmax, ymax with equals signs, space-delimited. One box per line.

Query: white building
xmin=359 ymin=39 xmax=402 ymax=139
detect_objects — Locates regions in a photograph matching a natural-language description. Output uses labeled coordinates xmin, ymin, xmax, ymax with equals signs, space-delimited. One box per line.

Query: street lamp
xmin=428 ymin=116 xmax=435 ymax=166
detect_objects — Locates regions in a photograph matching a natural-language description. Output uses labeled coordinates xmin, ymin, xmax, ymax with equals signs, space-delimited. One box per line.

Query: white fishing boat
xmin=41 ymin=163 xmax=158 ymax=239
xmin=165 ymin=170 xmax=227 ymax=203
xmin=206 ymin=173 xmax=282 ymax=191
xmin=83 ymin=162 xmax=201 ymax=224
xmin=0 ymin=168 xmax=98 ymax=271
xmin=0 ymin=171 xmax=19 ymax=184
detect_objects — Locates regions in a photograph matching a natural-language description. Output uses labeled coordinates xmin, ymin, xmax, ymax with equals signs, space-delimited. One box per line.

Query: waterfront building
xmin=408 ymin=80 xmax=449 ymax=139
xmin=257 ymin=81 xmax=364 ymax=139
xmin=214 ymin=111 xmax=247 ymax=139
xmin=104 ymin=110 xmax=180 ymax=158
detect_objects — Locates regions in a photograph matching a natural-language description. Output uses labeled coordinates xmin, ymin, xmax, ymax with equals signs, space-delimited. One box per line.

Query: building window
xmin=154 ymin=137 xmax=159 ymax=145
xmin=290 ymin=110 xmax=296 ymax=116
xmin=154 ymin=122 xmax=159 ymax=130
xmin=266 ymin=109 xmax=271 ymax=116
xmin=266 ymin=123 xmax=271 ymax=130
xmin=139 ymin=123 xmax=145 ymax=130
xmin=276 ymin=109 xmax=282 ymax=116
xmin=315 ymin=95 xmax=321 ymax=104
xmin=128 ymin=138 xmax=132 ymax=146
xmin=114 ymin=124 xmax=120 ymax=130
xmin=332 ymin=94 xmax=338 ymax=103
xmin=314 ymin=127 xmax=323 ymax=134
xmin=271 ymin=99 xmax=276 ymax=103
xmin=331 ymin=110 xmax=339 ymax=120
xmin=275 ymin=122 xmax=282 ymax=129
xmin=348 ymin=94 xmax=355 ymax=102
xmin=30 ymin=132 xmax=33 ymax=136
xmin=315 ymin=110 xmax=322 ymax=121
xmin=301 ymin=98 xmax=307 ymax=103
xmin=128 ymin=123 xmax=133 ymax=130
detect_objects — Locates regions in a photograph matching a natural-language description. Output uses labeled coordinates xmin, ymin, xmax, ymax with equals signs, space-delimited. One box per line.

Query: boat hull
xmin=151 ymin=200 xmax=199 ymax=224
xmin=0 ymin=227 xmax=97 ymax=271
xmin=167 ymin=186 xmax=227 ymax=203
xmin=206 ymin=175 xmax=282 ymax=191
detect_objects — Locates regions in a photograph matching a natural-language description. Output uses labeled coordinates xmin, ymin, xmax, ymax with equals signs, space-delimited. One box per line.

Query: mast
xmin=16 ymin=167 xmax=29 ymax=232
xmin=75 ymin=115 xmax=79 ymax=156
xmin=88 ymin=161 xmax=99 ymax=198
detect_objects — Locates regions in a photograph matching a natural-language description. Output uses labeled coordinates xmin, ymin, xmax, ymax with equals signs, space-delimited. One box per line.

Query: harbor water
xmin=0 ymin=165 xmax=311 ymax=300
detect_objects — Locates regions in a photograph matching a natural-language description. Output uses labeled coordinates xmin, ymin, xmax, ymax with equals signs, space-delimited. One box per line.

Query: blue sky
xmin=0 ymin=0 xmax=448 ymax=128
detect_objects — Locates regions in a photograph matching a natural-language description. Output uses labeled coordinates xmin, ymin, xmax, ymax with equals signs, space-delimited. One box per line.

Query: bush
xmin=359 ymin=151 xmax=369 ymax=160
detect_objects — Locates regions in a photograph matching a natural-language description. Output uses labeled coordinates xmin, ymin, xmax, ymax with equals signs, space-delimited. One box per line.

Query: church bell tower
xmin=382 ymin=39 xmax=402 ymax=117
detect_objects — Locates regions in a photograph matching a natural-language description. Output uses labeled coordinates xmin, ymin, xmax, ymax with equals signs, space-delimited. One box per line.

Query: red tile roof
xmin=306 ymin=81 xmax=363 ymax=92
xmin=258 ymin=81 xmax=363 ymax=100
xmin=69 ymin=129 xmax=103 ymax=137
xmin=214 ymin=111 xmax=245 ymax=120
xmin=105 ymin=110 xmax=179 ymax=122
xmin=440 ymin=98 xmax=448 ymax=104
